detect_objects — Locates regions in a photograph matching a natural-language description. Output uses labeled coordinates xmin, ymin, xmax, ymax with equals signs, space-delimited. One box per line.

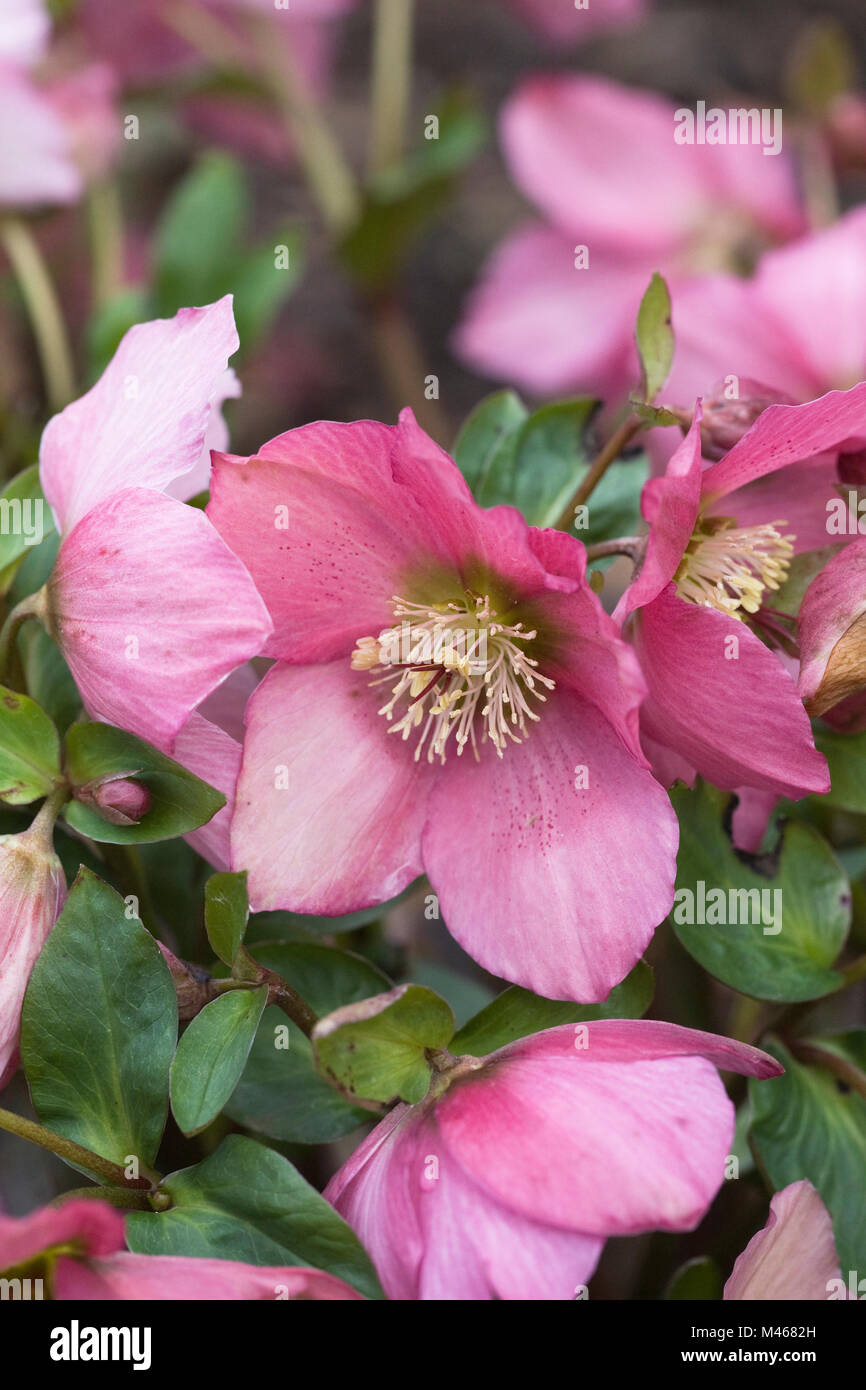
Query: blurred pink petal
xmin=59 ymin=1252 xmax=364 ymax=1300
xmin=0 ymin=0 xmax=49 ymax=66
xmin=0 ymin=63 xmax=81 ymax=207
xmin=501 ymin=0 xmax=647 ymax=43
xmin=0 ymin=823 xmax=65 ymax=1088
xmin=724 ymin=1181 xmax=842 ymax=1300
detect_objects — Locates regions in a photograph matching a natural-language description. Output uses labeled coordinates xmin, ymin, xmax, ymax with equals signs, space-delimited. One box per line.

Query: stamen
xmin=674 ymin=517 xmax=794 ymax=618
xmin=351 ymin=592 xmax=554 ymax=763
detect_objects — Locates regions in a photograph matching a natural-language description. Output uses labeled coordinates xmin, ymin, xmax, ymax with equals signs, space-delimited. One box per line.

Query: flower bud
xmin=74 ymin=775 xmax=151 ymax=827
xmin=0 ymin=825 xmax=66 ymax=1087
xmin=157 ymin=943 xmax=213 ymax=1022
xmin=700 ymin=381 xmax=794 ymax=460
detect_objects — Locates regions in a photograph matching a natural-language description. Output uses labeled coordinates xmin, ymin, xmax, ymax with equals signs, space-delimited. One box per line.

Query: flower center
xmin=674 ymin=516 xmax=794 ymax=618
xmin=351 ymin=592 xmax=554 ymax=763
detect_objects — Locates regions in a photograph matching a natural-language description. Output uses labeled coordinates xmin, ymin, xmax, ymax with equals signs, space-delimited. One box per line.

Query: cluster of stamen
xmin=674 ymin=516 xmax=794 ymax=617
xmin=351 ymin=593 xmax=554 ymax=763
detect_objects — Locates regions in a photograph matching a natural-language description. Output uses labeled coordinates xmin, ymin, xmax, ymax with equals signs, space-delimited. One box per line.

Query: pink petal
xmin=421 ymin=687 xmax=678 ymax=1001
xmin=326 ymin=1102 xmax=602 ymax=1300
xmin=502 ymin=0 xmax=646 ymax=43
xmin=701 ymin=383 xmax=866 ymax=504
xmin=0 ymin=64 xmax=81 ymax=208
xmin=714 ymin=456 xmax=844 ymax=555
xmin=754 ymin=207 xmax=866 ymax=394
xmin=165 ymin=368 xmax=242 ymax=502
xmin=40 ymin=297 xmax=239 ymax=535
xmin=798 ymin=538 xmax=866 ymax=712
xmin=453 ymin=222 xmax=646 ymax=397
xmin=632 ymin=586 xmax=829 ymax=796
xmin=0 ymin=828 xmax=65 ymax=1087
xmin=173 ymin=712 xmax=241 ymax=870
xmin=731 ymin=786 xmax=778 ymax=852
xmin=0 ymin=0 xmax=49 ymax=66
xmin=58 ymin=1252 xmax=363 ymax=1300
xmin=501 ymin=77 xmax=705 ymax=252
xmin=615 ymin=411 xmax=703 ymax=622
xmin=724 ymin=1180 xmax=842 ymax=1300
xmin=436 ymin=1020 xmax=781 ymax=1237
xmin=0 ymin=1199 xmax=124 ymax=1271
xmin=231 ymin=660 xmax=435 ymax=913
xmin=46 ymin=487 xmax=273 ymax=750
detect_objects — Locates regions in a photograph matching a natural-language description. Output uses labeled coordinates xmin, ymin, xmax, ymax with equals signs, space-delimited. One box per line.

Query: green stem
xmin=52 ymin=1185 xmax=155 ymax=1211
xmin=584 ymin=536 xmax=643 ymax=564
xmin=841 ymin=952 xmax=866 ymax=987
xmin=369 ymin=0 xmax=415 ymax=176
xmin=247 ymin=16 xmax=360 ymax=237
xmin=0 ymin=218 xmax=75 ymax=411
xmin=87 ymin=181 xmax=125 ymax=310
xmin=555 ymin=412 xmax=644 ymax=531
xmin=729 ymin=993 xmax=763 ymax=1045
xmin=0 ymin=1107 xmax=153 ymax=1189
xmin=0 ymin=589 xmax=46 ymax=683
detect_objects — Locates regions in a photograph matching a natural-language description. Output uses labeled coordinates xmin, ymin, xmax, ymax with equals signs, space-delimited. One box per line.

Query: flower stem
xmin=0 ymin=1107 xmax=154 ymax=1189
xmin=248 ymin=17 xmax=360 ymax=237
xmin=369 ymin=0 xmax=415 ymax=177
xmin=584 ymin=536 xmax=643 ymax=563
xmin=87 ymin=181 xmax=125 ymax=310
xmin=0 ymin=589 xmax=46 ymax=684
xmin=788 ymin=1041 xmax=866 ymax=1102
xmin=368 ymin=294 xmax=449 ymax=442
xmin=0 ymin=218 xmax=75 ymax=411
xmin=555 ymin=412 xmax=644 ymax=532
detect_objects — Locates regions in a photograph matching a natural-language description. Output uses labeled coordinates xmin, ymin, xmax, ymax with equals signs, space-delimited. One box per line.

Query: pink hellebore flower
xmin=37 ymin=296 xmax=272 ymax=751
xmin=724 ymin=1181 xmax=843 ymax=1301
xmin=455 ymin=76 xmax=804 ymax=401
xmin=665 ymin=207 xmax=866 ymax=411
xmin=0 ymin=810 xmax=65 ymax=1088
xmin=325 ymin=1019 xmax=781 ymax=1301
xmin=0 ymin=65 xmax=81 ymax=208
xmin=0 ymin=1199 xmax=362 ymax=1300
xmin=614 ymin=386 xmax=866 ymax=795
xmin=501 ymin=0 xmax=648 ymax=44
xmin=208 ymin=411 xmax=678 ymax=1002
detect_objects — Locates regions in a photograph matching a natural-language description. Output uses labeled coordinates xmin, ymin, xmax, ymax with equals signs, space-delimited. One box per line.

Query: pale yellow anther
xmin=675 ymin=517 xmax=794 ymax=619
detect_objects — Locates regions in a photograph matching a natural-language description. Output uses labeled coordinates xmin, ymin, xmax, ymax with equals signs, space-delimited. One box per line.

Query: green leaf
xmin=749 ymin=1033 xmax=866 ymax=1277
xmin=451 ymin=960 xmax=654 ymax=1057
xmin=18 ymin=625 xmax=82 ymax=736
xmin=635 ymin=272 xmax=674 ymax=403
xmin=511 ymin=399 xmax=599 ymax=527
xmin=814 ymin=726 xmax=866 ymax=813
xmin=0 ymin=465 xmax=54 ymax=586
xmin=170 ymin=986 xmax=267 ymax=1136
xmin=0 ymin=683 xmax=60 ymax=804
xmin=664 ymin=1257 xmax=723 ymax=1300
xmin=453 ymin=390 xmax=529 ymax=505
xmin=313 ymin=984 xmax=455 ymax=1105
xmin=224 ymin=943 xmax=390 ymax=1143
xmin=125 ymin=1133 xmax=382 ymax=1298
xmin=20 ymin=869 xmax=177 ymax=1171
xmin=670 ymin=781 xmax=849 ymax=1001
xmin=577 ymin=451 xmax=649 ymax=562
xmin=232 ymin=229 xmax=304 ymax=349
xmin=154 ymin=152 xmax=246 ymax=315
xmin=62 ymin=722 xmax=225 ymax=843
xmin=204 ymin=871 xmax=249 ymax=966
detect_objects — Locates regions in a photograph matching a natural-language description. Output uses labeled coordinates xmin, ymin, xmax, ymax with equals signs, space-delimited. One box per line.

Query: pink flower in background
xmin=326 ymin=1019 xmax=781 ymax=1301
xmin=501 ymin=0 xmax=648 ymax=43
xmin=37 ymin=296 xmax=272 ymax=751
xmin=724 ymin=1181 xmax=843 ymax=1300
xmin=616 ymin=387 xmax=866 ymax=796
xmin=0 ymin=64 xmax=81 ymax=207
xmin=0 ymin=1199 xmax=362 ymax=1300
xmin=208 ymin=410 xmax=678 ymax=1002
xmin=0 ymin=816 xmax=66 ymax=1088
xmin=455 ymin=76 xmax=804 ymax=401
xmin=665 ymin=208 xmax=866 ymax=412
xmin=0 ymin=0 xmax=50 ymax=66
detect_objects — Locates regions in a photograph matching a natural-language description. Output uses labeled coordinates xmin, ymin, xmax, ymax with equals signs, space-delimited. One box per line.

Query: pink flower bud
xmin=699 ymin=381 xmax=795 ymax=460
xmin=0 ymin=825 xmax=66 ymax=1087
xmin=75 ymin=775 xmax=151 ymax=827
